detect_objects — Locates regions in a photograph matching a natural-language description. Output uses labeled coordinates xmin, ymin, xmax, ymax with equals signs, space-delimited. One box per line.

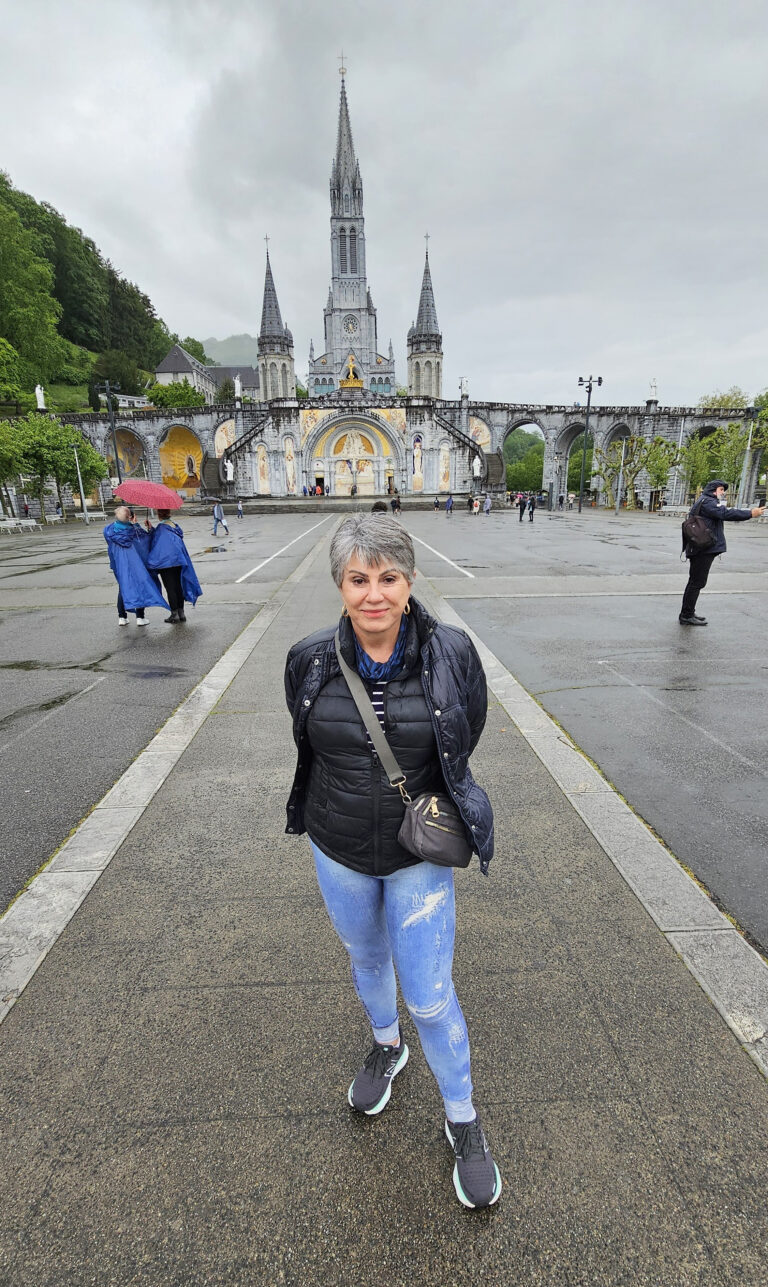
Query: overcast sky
xmin=2 ymin=0 xmax=767 ymax=407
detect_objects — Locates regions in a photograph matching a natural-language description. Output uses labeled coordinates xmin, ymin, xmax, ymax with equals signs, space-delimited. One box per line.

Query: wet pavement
xmin=0 ymin=515 xmax=332 ymax=910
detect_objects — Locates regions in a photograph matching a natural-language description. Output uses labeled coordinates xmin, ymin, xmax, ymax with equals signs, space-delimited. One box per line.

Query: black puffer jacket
xmin=284 ymin=597 xmax=494 ymax=875
xmin=684 ymin=480 xmax=754 ymax=558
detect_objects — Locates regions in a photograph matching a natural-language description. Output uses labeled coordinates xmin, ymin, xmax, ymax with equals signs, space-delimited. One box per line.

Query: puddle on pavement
xmin=202 ymin=544 xmax=228 ymax=553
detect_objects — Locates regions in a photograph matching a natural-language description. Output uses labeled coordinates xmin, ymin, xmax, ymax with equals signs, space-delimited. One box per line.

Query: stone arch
xmin=281 ymin=364 xmax=288 ymax=397
xmin=424 ymin=361 xmax=432 ymax=396
xmin=435 ymin=361 xmax=441 ymax=398
xmin=105 ymin=427 xmax=148 ymax=479
xmin=283 ymin=435 xmax=297 ymax=494
xmin=414 ymin=362 xmax=421 ymax=395
xmin=303 ymin=411 xmax=405 ymax=497
xmin=269 ymin=362 xmax=279 ymax=399
xmin=158 ymin=424 xmax=204 ymax=496
xmin=501 ymin=418 xmax=546 ymax=494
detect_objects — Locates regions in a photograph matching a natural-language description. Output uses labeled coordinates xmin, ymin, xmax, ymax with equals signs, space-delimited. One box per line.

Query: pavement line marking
xmin=596 ymin=659 xmax=768 ymax=778
xmin=410 ymin=535 xmax=475 ymax=578
xmin=235 ymin=518 xmax=331 ymax=583
xmin=0 ymin=676 xmax=106 ymax=756
xmin=416 ymin=576 xmax=768 ymax=1081
xmin=0 ymin=528 xmax=334 ymax=1026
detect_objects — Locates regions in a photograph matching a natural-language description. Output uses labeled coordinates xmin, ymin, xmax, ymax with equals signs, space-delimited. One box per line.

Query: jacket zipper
xmin=371 ymin=749 xmax=381 ymax=874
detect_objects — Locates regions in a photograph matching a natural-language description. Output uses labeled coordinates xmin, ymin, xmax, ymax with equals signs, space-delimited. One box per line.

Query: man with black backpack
xmin=680 ymin=480 xmax=764 ymax=625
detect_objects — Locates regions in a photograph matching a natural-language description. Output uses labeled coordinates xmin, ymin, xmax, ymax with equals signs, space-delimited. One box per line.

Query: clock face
xmin=343 ymin=315 xmax=359 ymax=335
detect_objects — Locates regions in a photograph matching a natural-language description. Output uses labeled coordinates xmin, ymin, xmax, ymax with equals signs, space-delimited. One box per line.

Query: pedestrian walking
xmin=567 ymin=492 xmax=575 ymax=509
xmin=211 ymin=501 xmax=229 ymax=537
xmin=527 ymin=494 xmax=536 ymax=522
xmin=518 ymin=494 xmax=526 ymax=522
xmin=302 ymin=485 xmax=308 ymax=498
xmin=445 ymin=493 xmax=454 ymax=517
xmin=237 ymin=498 xmax=244 ymax=520
xmin=679 ymin=480 xmax=764 ymax=625
xmin=472 ymin=497 xmax=480 ymax=515
xmin=466 ymin=494 xmax=474 ymax=514
xmin=146 ymin=510 xmax=203 ymax=625
xmin=103 ymin=505 xmax=167 ymax=627
xmin=433 ymin=496 xmax=440 ymax=514
xmin=558 ymin=493 xmax=564 ymax=510
xmin=23 ymin=502 xmax=29 ymax=518
xmin=483 ymin=494 xmax=492 ymax=516
xmin=284 ymin=514 xmax=501 ymax=1210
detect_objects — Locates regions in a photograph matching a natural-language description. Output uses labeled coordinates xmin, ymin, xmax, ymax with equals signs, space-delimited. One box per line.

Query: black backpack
xmin=681 ymin=497 xmax=715 ymax=555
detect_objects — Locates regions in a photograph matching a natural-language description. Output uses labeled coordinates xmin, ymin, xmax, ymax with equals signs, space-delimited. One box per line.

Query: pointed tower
xmin=308 ymin=74 xmax=396 ymax=397
xmin=258 ymin=249 xmax=295 ymax=401
xmin=408 ymin=249 xmax=443 ymax=398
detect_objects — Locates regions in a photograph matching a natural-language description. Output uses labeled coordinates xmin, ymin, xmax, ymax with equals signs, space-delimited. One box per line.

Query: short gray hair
xmin=330 ymin=514 xmax=415 ymax=587
xmin=114 ymin=505 xmax=131 ymax=521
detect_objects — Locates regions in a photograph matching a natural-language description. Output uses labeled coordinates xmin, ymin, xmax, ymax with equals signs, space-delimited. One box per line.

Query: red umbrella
xmin=113 ymin=480 xmax=183 ymax=510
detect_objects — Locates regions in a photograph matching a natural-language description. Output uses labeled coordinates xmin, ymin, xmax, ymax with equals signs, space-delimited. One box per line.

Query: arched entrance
xmin=158 ymin=425 xmax=204 ymax=498
xmin=303 ymin=414 xmax=404 ymax=496
xmin=502 ymin=419 xmax=546 ymax=495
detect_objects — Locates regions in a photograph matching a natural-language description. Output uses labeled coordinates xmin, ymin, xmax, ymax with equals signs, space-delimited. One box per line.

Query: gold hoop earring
xmin=341 ymin=605 xmax=349 ymax=617
xmin=403 ymin=602 xmax=411 ymax=616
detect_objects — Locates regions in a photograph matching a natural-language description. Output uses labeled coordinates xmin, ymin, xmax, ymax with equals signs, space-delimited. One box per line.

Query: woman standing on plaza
xmin=284 ymin=514 xmax=501 ymax=1209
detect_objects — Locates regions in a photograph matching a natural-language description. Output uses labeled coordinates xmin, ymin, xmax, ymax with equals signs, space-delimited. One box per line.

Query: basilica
xmin=73 ymin=78 xmax=742 ymax=506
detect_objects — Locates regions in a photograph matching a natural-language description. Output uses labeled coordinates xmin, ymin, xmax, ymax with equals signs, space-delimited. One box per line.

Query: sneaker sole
xmin=444 ymin=1120 xmax=502 ymax=1210
xmin=347 ymin=1042 xmax=409 ymax=1116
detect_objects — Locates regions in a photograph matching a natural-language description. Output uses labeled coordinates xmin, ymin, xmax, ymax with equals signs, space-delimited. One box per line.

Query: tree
xmin=566 ymin=434 xmax=593 ymax=494
xmin=506 ymin=442 xmax=544 ymax=491
xmin=14 ymin=413 xmax=107 ymax=522
xmin=216 ymin=376 xmax=235 ymax=401
xmin=644 ymin=436 xmax=681 ymax=499
xmin=503 ymin=428 xmax=545 ymax=465
xmin=708 ymin=422 xmax=750 ymax=489
xmin=0 ymin=338 xmax=22 ymax=402
xmin=0 ymin=201 xmax=63 ymax=382
xmin=679 ymin=434 xmax=711 ymax=499
xmin=0 ymin=418 xmax=23 ymax=515
xmin=295 ymin=381 xmax=308 ymax=400
xmin=697 ymin=386 xmax=749 ymax=410
xmin=92 ymin=349 xmax=143 ymax=396
xmin=181 ymin=337 xmax=211 ymax=364
xmin=591 ymin=439 xmax=625 ymax=508
xmin=146 ymin=379 xmax=205 ymax=409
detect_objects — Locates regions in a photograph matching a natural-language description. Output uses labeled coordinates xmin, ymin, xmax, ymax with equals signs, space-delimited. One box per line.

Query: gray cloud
xmin=2 ymin=0 xmax=767 ymax=405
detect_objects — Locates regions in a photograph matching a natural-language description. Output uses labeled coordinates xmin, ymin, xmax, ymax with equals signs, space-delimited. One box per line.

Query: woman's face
xmin=340 ymin=559 xmax=412 ymax=638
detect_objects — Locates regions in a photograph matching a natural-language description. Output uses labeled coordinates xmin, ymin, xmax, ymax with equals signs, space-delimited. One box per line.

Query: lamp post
xmin=96 ymin=380 xmax=122 ymax=483
xmin=577 ymin=375 xmax=602 ymax=513
xmin=736 ymin=409 xmax=757 ymax=508
xmin=72 ymin=444 xmax=89 ymax=524
xmin=614 ymin=436 xmax=627 ymax=517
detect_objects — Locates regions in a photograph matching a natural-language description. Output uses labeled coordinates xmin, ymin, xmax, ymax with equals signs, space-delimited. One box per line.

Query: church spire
xmin=330 ymin=74 xmax=363 ymax=217
xmin=412 ymin=249 xmax=441 ymax=340
xmin=259 ymin=249 xmax=286 ymax=344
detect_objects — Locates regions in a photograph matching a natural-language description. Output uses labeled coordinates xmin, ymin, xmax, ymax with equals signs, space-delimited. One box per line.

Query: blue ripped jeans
xmin=311 ymin=842 xmax=475 ymax=1123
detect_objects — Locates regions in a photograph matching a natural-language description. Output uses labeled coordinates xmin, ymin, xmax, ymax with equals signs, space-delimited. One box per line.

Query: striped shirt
xmin=366 ymin=681 xmax=387 ymax=749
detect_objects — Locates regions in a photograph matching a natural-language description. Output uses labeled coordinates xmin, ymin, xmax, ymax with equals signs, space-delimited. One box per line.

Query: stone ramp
xmin=2 ymin=533 xmax=768 ymax=1285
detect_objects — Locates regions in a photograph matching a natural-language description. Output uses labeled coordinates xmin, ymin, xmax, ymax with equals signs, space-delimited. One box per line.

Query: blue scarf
xmin=354 ymin=615 xmax=408 ymax=681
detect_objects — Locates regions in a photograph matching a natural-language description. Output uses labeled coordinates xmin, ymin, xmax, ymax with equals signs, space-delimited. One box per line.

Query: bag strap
xmin=334 ymin=631 xmax=409 ymax=797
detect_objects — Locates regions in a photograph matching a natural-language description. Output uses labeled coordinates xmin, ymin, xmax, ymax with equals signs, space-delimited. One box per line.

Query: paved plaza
xmin=1 ymin=506 xmax=768 ymax=1284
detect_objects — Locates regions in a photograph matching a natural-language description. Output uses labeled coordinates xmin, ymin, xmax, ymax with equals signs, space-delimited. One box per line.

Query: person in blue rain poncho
xmin=104 ymin=505 xmax=168 ymax=627
xmin=146 ymin=509 xmax=203 ymax=625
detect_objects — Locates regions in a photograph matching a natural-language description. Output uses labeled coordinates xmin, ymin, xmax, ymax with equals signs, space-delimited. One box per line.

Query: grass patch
xmin=47 ymin=384 xmax=91 ymax=413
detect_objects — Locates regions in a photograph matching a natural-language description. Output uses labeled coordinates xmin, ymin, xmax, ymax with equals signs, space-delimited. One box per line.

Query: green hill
xmin=203 ymin=334 xmax=259 ymax=367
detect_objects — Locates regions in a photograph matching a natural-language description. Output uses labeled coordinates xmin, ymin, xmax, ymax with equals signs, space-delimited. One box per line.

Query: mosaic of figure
xmin=439 ymin=442 xmax=451 ymax=492
xmin=257 ymin=443 xmax=270 ymax=495
xmin=214 ymin=419 xmax=236 ymax=457
xmin=412 ymin=435 xmax=424 ymax=493
xmin=285 ymin=438 xmax=297 ymax=494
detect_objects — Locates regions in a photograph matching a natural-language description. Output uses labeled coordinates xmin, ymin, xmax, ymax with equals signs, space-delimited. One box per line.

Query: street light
xmin=95 ymin=379 xmax=122 ymax=483
xmin=72 ymin=444 xmax=89 ymax=524
xmin=577 ymin=375 xmax=602 ymax=514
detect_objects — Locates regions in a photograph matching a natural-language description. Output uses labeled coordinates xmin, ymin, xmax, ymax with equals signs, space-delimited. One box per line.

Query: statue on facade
xmin=472 ymin=454 xmax=482 ymax=478
xmin=459 ymin=377 xmax=468 ymax=399
xmin=234 ymin=374 xmax=242 ymax=400
xmin=225 ymin=458 xmax=235 ymax=482
xmin=35 ymin=384 xmax=46 ymax=409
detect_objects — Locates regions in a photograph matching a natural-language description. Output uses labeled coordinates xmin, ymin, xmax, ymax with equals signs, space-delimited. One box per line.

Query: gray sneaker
xmin=347 ymin=1036 xmax=409 ymax=1115
xmin=445 ymin=1116 xmax=502 ymax=1209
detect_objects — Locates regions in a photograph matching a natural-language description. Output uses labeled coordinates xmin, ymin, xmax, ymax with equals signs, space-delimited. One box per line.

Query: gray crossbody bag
xmin=334 ymin=631 xmax=473 ymax=868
